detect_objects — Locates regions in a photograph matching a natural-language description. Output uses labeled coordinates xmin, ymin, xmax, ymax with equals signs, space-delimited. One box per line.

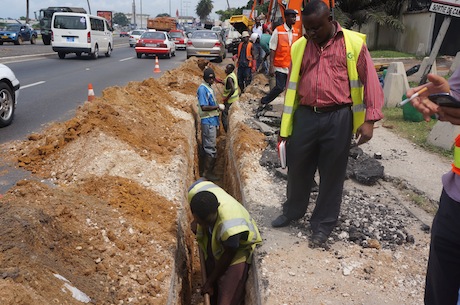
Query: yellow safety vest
xmin=280 ymin=29 xmax=366 ymax=137
xmin=452 ymin=134 xmax=460 ymax=175
xmin=197 ymin=82 xmax=219 ymax=119
xmin=223 ymin=72 xmax=239 ymax=104
xmin=188 ymin=180 xmax=262 ymax=265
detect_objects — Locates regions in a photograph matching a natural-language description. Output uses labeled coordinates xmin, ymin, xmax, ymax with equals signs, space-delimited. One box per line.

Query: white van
xmin=51 ymin=12 xmax=113 ymax=59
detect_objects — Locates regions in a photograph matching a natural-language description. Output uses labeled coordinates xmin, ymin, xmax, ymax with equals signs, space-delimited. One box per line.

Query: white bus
xmin=51 ymin=12 xmax=113 ymax=59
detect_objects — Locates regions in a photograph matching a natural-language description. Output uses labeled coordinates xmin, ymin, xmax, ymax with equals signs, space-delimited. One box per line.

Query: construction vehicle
xmin=264 ymin=0 xmax=334 ymax=35
xmin=147 ymin=17 xmax=177 ymax=32
xmin=35 ymin=7 xmax=87 ymax=45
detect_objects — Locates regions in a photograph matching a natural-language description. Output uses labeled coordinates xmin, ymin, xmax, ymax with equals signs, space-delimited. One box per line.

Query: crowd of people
xmin=192 ymin=0 xmax=459 ymax=304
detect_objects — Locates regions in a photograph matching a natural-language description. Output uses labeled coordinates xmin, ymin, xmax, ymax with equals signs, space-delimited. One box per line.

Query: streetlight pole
xmin=87 ymin=0 xmax=92 ymax=14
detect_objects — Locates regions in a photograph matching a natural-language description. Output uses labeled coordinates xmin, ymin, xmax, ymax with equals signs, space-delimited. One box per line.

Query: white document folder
xmin=277 ymin=140 xmax=287 ymax=169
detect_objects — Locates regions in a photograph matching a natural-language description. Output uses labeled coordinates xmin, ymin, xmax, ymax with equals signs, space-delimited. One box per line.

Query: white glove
xmin=218 ymin=104 xmax=225 ymax=111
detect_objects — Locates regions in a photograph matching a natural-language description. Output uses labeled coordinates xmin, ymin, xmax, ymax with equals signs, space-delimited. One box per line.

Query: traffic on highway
xmin=0 ymin=35 xmax=195 ymax=144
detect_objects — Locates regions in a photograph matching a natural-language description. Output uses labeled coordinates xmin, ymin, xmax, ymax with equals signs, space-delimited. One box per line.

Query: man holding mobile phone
xmin=407 ymin=66 xmax=460 ymax=305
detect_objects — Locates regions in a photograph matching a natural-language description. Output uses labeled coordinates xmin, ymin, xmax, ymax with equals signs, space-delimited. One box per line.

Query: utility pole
xmin=87 ymin=0 xmax=92 ymax=14
xmin=132 ymin=0 xmax=136 ymax=28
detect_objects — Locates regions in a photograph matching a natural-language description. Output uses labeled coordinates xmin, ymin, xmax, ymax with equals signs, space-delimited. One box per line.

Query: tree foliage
xmin=113 ymin=12 xmax=129 ymax=26
xmin=335 ymin=0 xmax=404 ymax=32
xmin=157 ymin=13 xmax=171 ymax=17
xmin=196 ymin=0 xmax=214 ymax=21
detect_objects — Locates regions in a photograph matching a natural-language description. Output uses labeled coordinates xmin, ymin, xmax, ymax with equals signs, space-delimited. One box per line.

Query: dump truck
xmin=146 ymin=17 xmax=177 ymax=32
xmin=35 ymin=7 xmax=87 ymax=45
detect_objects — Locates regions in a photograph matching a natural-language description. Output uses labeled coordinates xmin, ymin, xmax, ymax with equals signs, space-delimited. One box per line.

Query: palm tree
xmin=196 ymin=0 xmax=214 ymax=22
xmin=335 ymin=0 xmax=404 ymax=32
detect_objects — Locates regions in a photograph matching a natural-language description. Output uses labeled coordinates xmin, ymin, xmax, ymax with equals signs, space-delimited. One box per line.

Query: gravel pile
xmin=254 ymin=113 xmax=425 ymax=251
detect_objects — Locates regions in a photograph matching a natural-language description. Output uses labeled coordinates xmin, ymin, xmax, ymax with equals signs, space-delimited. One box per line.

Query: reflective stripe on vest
xmin=197 ymin=83 xmax=219 ymax=119
xmin=452 ymin=134 xmax=460 ymax=175
xmin=187 ymin=180 xmax=262 ymax=264
xmin=223 ymin=72 xmax=239 ymax=104
xmin=280 ymin=29 xmax=366 ymax=137
xmin=273 ymin=25 xmax=299 ymax=68
xmin=237 ymin=42 xmax=253 ymax=67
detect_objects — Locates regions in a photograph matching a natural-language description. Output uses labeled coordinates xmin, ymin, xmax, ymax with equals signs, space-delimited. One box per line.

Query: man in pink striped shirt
xmin=271 ymin=0 xmax=384 ymax=248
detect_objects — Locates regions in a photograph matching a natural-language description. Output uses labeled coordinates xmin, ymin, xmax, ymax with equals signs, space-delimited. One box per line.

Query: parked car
xmin=186 ymin=30 xmax=226 ymax=62
xmin=129 ymin=29 xmax=145 ymax=47
xmin=0 ymin=64 xmax=20 ymax=127
xmin=135 ymin=30 xmax=176 ymax=59
xmin=169 ymin=30 xmax=187 ymax=50
xmin=0 ymin=24 xmax=37 ymax=45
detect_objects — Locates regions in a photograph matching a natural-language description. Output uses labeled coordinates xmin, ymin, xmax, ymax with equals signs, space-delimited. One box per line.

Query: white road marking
xmin=20 ymin=81 xmax=46 ymax=89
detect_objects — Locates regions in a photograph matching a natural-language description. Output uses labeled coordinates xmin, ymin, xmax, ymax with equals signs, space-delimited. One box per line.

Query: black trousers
xmin=261 ymin=71 xmax=287 ymax=105
xmin=283 ymin=105 xmax=352 ymax=236
xmin=425 ymin=189 xmax=460 ymax=305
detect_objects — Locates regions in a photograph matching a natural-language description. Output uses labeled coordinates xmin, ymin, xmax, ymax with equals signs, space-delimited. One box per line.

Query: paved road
xmin=0 ymin=36 xmax=129 ymax=61
xmin=0 ymin=37 xmax=187 ymax=144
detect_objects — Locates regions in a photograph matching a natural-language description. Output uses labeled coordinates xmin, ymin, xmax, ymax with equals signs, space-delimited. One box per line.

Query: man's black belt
xmin=303 ymin=104 xmax=351 ymax=113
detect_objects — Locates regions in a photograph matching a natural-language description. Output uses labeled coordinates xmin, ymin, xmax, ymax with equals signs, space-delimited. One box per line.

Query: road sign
xmin=430 ymin=0 xmax=460 ymax=17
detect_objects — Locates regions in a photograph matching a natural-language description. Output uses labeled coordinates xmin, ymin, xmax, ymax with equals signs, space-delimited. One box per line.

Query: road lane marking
xmin=119 ymin=57 xmax=134 ymax=62
xmin=20 ymin=81 xmax=46 ymax=89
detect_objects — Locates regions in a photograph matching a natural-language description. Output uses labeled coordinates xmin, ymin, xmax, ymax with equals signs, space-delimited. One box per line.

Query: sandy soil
xmin=0 ymin=55 xmax=443 ymax=305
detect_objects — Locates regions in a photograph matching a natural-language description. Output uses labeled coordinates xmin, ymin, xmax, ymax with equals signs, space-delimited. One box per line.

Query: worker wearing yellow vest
xmin=236 ymin=31 xmax=255 ymax=93
xmin=257 ymin=9 xmax=299 ymax=115
xmin=271 ymin=0 xmax=384 ymax=248
xmin=218 ymin=63 xmax=239 ymax=132
xmin=188 ymin=179 xmax=262 ymax=305
xmin=407 ymin=67 xmax=460 ymax=305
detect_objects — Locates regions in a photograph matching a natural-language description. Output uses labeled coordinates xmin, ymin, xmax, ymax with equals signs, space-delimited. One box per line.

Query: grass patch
xmin=381 ymin=107 xmax=453 ymax=158
xmin=371 ymin=50 xmax=415 ymax=58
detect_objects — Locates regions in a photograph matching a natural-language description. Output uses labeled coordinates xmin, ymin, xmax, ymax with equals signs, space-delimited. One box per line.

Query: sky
xmin=1 ymin=0 xmax=250 ymax=21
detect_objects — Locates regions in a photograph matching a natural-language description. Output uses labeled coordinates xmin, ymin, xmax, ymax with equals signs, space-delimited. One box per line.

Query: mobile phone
xmin=428 ymin=93 xmax=460 ymax=108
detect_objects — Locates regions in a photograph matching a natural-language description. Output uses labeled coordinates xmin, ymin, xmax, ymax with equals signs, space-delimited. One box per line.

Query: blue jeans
xmin=237 ymin=66 xmax=252 ymax=93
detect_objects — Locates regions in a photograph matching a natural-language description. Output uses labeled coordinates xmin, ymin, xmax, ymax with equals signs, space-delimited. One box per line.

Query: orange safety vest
xmin=273 ymin=25 xmax=299 ymax=68
xmin=237 ymin=42 xmax=253 ymax=67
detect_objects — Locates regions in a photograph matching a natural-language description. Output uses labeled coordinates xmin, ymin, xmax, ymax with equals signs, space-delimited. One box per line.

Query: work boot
xmin=203 ymin=155 xmax=219 ymax=181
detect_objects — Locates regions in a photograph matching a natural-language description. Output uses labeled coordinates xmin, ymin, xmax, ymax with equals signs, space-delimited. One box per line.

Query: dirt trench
xmin=0 ymin=58 xmax=267 ymax=305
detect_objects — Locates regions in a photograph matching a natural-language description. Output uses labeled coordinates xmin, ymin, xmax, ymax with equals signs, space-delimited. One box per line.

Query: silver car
xmin=129 ymin=29 xmax=145 ymax=47
xmin=186 ymin=30 xmax=226 ymax=62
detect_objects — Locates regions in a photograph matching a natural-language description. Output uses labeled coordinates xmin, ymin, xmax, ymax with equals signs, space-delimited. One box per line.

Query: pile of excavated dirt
xmin=0 ymin=57 xmax=250 ymax=305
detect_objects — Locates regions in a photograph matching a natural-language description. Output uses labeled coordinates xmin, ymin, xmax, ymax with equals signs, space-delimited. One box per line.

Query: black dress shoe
xmin=310 ymin=231 xmax=329 ymax=248
xmin=271 ymin=215 xmax=291 ymax=227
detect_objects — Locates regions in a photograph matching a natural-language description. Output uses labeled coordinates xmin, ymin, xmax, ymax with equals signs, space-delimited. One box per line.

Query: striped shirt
xmin=297 ymin=22 xmax=384 ymax=122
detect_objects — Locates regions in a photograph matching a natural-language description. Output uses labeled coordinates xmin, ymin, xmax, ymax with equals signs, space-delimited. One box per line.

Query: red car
xmin=169 ymin=30 xmax=188 ymax=50
xmin=135 ymin=30 xmax=176 ymax=59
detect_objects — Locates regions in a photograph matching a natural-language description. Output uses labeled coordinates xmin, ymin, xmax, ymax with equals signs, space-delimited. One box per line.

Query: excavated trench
xmin=0 ymin=58 xmax=265 ymax=304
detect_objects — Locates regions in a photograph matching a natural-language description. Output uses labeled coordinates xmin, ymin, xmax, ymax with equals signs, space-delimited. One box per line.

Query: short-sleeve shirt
xmin=197 ymin=84 xmax=219 ymax=126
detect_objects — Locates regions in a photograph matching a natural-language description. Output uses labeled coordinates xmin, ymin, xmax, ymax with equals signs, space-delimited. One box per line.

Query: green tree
xmin=335 ymin=0 xmax=404 ymax=32
xmin=113 ymin=12 xmax=129 ymax=26
xmin=196 ymin=0 xmax=214 ymax=21
xmin=157 ymin=13 xmax=171 ymax=17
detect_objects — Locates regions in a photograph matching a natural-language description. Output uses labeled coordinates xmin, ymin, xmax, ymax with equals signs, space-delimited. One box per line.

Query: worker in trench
xmin=197 ymin=68 xmax=225 ymax=181
xmin=215 ymin=63 xmax=239 ymax=133
xmin=188 ymin=179 xmax=262 ymax=305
